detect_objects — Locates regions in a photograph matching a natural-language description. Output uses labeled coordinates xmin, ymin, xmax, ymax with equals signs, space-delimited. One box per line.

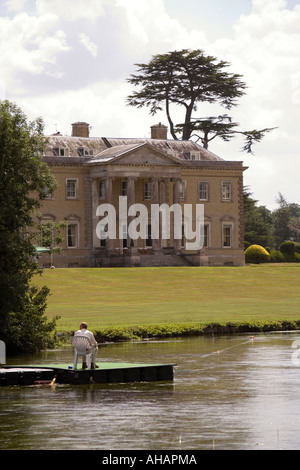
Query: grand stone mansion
xmin=38 ymin=121 xmax=247 ymax=267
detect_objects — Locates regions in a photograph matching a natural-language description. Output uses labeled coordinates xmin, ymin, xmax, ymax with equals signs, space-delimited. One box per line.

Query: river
xmin=1 ymin=332 xmax=300 ymax=450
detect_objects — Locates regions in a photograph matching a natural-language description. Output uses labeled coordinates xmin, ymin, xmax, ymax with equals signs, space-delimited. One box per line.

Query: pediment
xmin=90 ymin=143 xmax=183 ymax=167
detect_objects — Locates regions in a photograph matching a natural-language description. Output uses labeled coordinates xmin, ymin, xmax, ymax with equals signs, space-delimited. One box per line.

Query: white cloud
xmin=17 ymin=79 xmax=143 ymax=138
xmin=5 ymin=0 xmax=29 ymax=11
xmin=0 ymin=11 xmax=70 ymax=88
xmin=36 ymin=0 xmax=108 ymax=22
xmin=79 ymin=33 xmax=98 ymax=58
xmin=113 ymin=0 xmax=207 ymax=55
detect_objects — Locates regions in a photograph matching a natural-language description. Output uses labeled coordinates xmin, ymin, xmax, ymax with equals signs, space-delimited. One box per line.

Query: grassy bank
xmin=33 ymin=264 xmax=300 ymax=341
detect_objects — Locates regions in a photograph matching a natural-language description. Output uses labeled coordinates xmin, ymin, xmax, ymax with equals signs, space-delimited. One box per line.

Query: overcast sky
xmin=0 ymin=0 xmax=299 ymax=210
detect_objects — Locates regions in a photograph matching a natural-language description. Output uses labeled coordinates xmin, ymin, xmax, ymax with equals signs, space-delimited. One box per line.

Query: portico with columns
xmin=87 ymin=143 xmax=187 ymax=266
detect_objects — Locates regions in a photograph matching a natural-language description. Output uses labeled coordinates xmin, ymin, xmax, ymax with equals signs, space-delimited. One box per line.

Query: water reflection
xmin=1 ymin=332 xmax=300 ymax=450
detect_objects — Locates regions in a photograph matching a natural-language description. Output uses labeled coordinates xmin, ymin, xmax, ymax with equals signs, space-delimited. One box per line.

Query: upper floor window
xmin=179 ymin=181 xmax=186 ymax=201
xmin=99 ymin=181 xmax=105 ymax=198
xmin=66 ymin=179 xmax=78 ymax=199
xmin=121 ymin=181 xmax=127 ymax=196
xmin=222 ymin=182 xmax=232 ymax=202
xmin=199 ymin=182 xmax=209 ymax=201
xmin=144 ymin=182 xmax=152 ymax=200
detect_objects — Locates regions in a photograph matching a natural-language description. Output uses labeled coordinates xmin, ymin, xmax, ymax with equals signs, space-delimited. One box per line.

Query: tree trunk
xmin=166 ymin=95 xmax=177 ymax=140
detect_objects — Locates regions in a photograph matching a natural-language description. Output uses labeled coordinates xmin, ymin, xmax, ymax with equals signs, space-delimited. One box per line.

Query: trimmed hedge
xmin=244 ymin=241 xmax=300 ymax=263
xmin=244 ymin=244 xmax=270 ymax=264
xmin=280 ymin=241 xmax=295 ymax=261
xmin=294 ymin=243 xmax=300 ymax=254
xmin=269 ymin=249 xmax=285 ymax=263
xmin=90 ymin=320 xmax=300 ymax=343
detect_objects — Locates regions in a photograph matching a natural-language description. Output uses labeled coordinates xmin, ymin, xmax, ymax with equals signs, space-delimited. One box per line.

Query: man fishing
xmin=74 ymin=322 xmax=99 ymax=369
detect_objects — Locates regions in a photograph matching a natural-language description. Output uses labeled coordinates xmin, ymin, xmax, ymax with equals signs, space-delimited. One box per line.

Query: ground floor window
xmin=146 ymin=224 xmax=152 ymax=246
xmin=181 ymin=222 xmax=209 ymax=249
xmin=67 ymin=223 xmax=78 ymax=248
xmin=203 ymin=224 xmax=209 ymax=247
xmin=122 ymin=224 xmax=127 ymax=248
xmin=97 ymin=223 xmax=107 ymax=247
xmin=222 ymin=224 xmax=233 ymax=248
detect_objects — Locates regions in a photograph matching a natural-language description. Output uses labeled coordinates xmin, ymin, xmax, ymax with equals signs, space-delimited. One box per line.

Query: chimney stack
xmin=151 ymin=122 xmax=168 ymax=140
xmin=72 ymin=122 xmax=90 ymax=138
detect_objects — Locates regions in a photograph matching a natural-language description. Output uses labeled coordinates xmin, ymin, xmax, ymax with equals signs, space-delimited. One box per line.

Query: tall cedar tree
xmin=0 ymin=100 xmax=58 ymax=353
xmin=127 ymin=49 xmax=274 ymax=152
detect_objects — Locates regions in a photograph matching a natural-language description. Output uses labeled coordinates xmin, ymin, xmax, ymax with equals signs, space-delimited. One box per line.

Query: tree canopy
xmin=127 ymin=49 xmax=274 ymax=152
xmin=244 ymin=189 xmax=300 ymax=251
xmin=0 ymin=100 xmax=58 ymax=353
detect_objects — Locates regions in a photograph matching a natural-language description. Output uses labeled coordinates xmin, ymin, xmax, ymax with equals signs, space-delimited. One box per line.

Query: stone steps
xmin=139 ymin=254 xmax=192 ymax=267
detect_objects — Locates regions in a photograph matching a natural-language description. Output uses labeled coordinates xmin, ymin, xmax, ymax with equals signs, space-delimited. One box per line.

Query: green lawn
xmin=33 ymin=264 xmax=300 ymax=332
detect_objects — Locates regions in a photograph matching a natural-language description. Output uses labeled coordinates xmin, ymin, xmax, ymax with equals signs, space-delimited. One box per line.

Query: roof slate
xmin=45 ymin=135 xmax=224 ymax=162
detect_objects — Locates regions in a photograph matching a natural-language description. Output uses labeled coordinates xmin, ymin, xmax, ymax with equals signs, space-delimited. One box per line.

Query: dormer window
xmin=190 ymin=152 xmax=200 ymax=160
xmin=53 ymin=147 xmax=69 ymax=157
xmin=186 ymin=151 xmax=201 ymax=160
xmin=77 ymin=147 xmax=94 ymax=157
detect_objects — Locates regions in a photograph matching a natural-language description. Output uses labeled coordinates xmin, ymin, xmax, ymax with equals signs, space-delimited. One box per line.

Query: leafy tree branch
xmin=127 ymin=49 xmax=274 ymax=152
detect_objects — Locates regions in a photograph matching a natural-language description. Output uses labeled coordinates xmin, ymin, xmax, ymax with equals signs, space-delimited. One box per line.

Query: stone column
xmin=91 ymin=179 xmax=99 ymax=249
xmin=159 ymin=179 xmax=167 ymax=248
xmin=105 ymin=176 xmax=114 ymax=252
xmin=173 ymin=178 xmax=182 ymax=253
xmin=151 ymin=177 xmax=160 ymax=252
xmin=105 ymin=176 xmax=113 ymax=203
xmin=127 ymin=177 xmax=136 ymax=250
xmin=159 ymin=179 xmax=166 ymax=205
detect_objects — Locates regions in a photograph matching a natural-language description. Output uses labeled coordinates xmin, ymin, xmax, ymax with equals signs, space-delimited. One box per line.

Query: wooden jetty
xmin=0 ymin=362 xmax=175 ymax=386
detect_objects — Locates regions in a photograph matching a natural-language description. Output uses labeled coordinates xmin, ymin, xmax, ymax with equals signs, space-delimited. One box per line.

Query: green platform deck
xmin=0 ymin=362 xmax=175 ymax=386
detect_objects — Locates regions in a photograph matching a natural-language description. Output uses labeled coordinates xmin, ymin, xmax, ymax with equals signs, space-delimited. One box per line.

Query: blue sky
xmin=0 ymin=0 xmax=300 ymax=209
xmin=164 ymin=0 xmax=299 ymax=32
xmin=163 ymin=0 xmax=253 ymax=39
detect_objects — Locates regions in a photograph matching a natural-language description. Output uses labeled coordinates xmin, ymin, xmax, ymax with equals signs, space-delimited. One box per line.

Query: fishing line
xmin=200 ymin=336 xmax=255 ymax=359
xmin=175 ymin=336 xmax=255 ymax=374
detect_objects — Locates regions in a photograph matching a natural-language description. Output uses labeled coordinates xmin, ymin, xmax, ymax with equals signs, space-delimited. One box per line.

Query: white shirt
xmin=74 ymin=328 xmax=98 ymax=347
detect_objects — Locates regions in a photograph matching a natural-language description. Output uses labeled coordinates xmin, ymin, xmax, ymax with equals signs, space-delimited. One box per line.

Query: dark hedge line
xmin=92 ymin=320 xmax=300 ymax=343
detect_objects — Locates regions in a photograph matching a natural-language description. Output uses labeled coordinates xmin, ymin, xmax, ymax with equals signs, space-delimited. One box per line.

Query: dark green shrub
xmin=244 ymin=244 xmax=270 ymax=264
xmin=280 ymin=241 xmax=295 ymax=255
xmin=294 ymin=243 xmax=300 ymax=254
xmin=269 ymin=250 xmax=285 ymax=263
xmin=294 ymin=252 xmax=300 ymax=262
xmin=280 ymin=241 xmax=295 ymax=261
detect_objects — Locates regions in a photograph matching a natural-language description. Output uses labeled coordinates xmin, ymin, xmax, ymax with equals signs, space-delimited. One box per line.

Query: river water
xmin=1 ymin=332 xmax=300 ymax=450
